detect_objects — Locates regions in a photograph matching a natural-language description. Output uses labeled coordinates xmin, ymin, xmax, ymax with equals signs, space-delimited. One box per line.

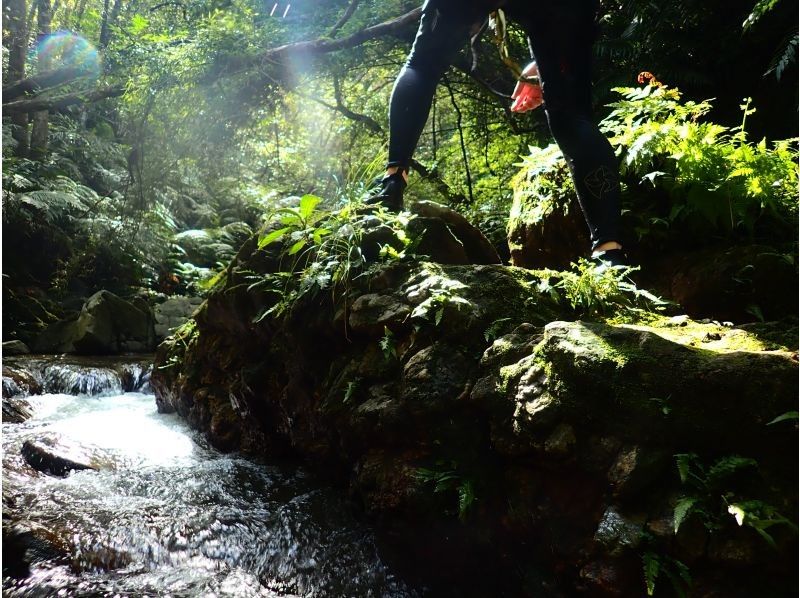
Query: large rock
xmin=654 ymin=244 xmax=799 ymax=322
xmin=2 ymin=365 xmax=42 ymax=399
xmin=151 ymin=212 xmax=798 ymax=596
xmin=409 ymin=200 xmax=501 ymax=265
xmin=173 ymin=229 xmax=237 ymax=267
xmin=154 ymin=295 xmax=204 ymax=339
xmin=3 ymin=397 xmax=32 ymax=423
xmin=2 ymin=340 xmax=30 ymax=356
xmin=488 ymin=320 xmax=797 ymax=461
xmin=34 ymin=290 xmax=156 ymax=354
xmin=21 ymin=433 xmax=111 ymax=476
xmin=356 ymin=200 xmax=502 ymax=266
xmin=3 ymin=364 xmax=39 ymax=423
xmin=507 ymin=178 xmax=589 ymax=270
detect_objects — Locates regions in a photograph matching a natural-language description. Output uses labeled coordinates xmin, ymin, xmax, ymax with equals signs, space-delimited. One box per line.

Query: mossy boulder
xmin=34 ymin=290 xmax=156 ymax=354
xmin=152 ymin=205 xmax=798 ymax=597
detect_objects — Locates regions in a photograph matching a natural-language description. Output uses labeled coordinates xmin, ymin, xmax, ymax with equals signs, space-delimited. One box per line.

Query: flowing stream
xmin=2 ymin=358 xmax=419 ymax=597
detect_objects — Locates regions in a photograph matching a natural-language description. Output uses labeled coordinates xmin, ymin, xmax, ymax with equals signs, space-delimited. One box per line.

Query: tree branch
xmin=328 ymin=0 xmax=361 ymax=38
xmin=409 ymin=159 xmax=468 ymax=206
xmin=443 ymin=75 xmax=474 ymax=206
xmin=332 ymin=75 xmax=384 ymax=134
xmin=3 ymin=86 xmax=126 ymax=113
xmin=3 ymin=65 xmax=88 ymax=101
xmin=295 ymin=79 xmax=466 ymax=206
xmin=258 ymin=7 xmax=421 ymax=68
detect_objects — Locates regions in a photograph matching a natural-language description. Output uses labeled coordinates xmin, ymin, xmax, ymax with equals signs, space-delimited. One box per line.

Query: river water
xmin=2 ymin=359 xmax=419 ymax=597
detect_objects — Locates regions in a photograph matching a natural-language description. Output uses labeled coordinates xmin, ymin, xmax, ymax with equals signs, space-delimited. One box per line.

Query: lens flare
xmin=30 ymin=30 xmax=101 ymax=78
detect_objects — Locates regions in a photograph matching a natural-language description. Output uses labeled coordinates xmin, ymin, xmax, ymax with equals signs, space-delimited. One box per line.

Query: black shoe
xmin=591 ymin=248 xmax=628 ymax=268
xmin=364 ymin=171 xmax=406 ymax=212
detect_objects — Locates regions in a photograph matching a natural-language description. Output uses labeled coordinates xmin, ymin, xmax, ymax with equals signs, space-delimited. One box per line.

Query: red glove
xmin=511 ymin=62 xmax=543 ymax=113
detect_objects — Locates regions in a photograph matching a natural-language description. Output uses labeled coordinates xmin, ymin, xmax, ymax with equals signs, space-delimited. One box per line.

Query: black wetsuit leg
xmin=388 ymin=0 xmax=621 ymax=250
xmin=386 ymin=1 xmax=483 ymax=170
xmin=507 ymin=0 xmax=622 ymax=250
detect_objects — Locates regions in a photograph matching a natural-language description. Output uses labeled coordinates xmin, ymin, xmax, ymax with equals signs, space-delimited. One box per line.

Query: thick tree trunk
xmin=6 ymin=0 xmax=30 ymax=156
xmin=109 ymin=0 xmax=124 ymax=29
xmin=99 ymin=0 xmax=123 ymax=55
xmin=30 ymin=0 xmax=53 ymax=157
xmin=99 ymin=0 xmax=111 ymax=48
xmin=73 ymin=0 xmax=87 ymax=29
xmin=25 ymin=0 xmax=37 ymax=43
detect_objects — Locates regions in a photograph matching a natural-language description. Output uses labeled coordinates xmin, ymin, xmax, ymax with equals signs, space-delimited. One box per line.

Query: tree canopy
xmin=2 ymin=0 xmax=798 ymax=340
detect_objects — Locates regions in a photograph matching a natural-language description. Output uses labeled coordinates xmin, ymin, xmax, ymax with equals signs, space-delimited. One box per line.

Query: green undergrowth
xmin=249 ymin=194 xmax=416 ymax=321
xmin=511 ymin=82 xmax=798 ymax=251
xmin=245 ymin=194 xmax=672 ymax=328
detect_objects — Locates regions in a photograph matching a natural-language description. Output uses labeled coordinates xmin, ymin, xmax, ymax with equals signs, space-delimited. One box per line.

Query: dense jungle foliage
xmin=2 ymin=0 xmax=798 ymax=343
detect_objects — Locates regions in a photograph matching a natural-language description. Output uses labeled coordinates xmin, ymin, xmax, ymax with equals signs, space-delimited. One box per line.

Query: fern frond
xmin=765 ymin=34 xmax=798 ymax=80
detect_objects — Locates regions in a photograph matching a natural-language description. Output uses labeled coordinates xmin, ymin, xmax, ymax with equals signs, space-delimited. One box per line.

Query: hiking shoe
xmin=364 ymin=171 xmax=406 ymax=212
xmin=591 ymin=248 xmax=628 ymax=268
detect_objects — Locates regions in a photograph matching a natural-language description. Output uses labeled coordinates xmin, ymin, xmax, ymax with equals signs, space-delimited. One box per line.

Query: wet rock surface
xmin=2 ymin=341 xmax=31 ymax=356
xmin=2 ymin=355 xmax=153 ymax=397
xmin=154 ymin=295 xmax=204 ymax=339
xmin=34 ymin=290 xmax=156 ymax=355
xmin=2 ymin=365 xmax=42 ymax=400
xmin=152 ymin=223 xmax=799 ymax=596
xmin=21 ymin=433 xmax=109 ymax=476
xmin=2 ymin=398 xmax=32 ymax=424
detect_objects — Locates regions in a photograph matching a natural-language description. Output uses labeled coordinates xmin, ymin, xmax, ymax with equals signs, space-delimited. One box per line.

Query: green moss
xmin=498 ymin=356 xmax=534 ymax=393
xmin=618 ymin=315 xmax=792 ymax=353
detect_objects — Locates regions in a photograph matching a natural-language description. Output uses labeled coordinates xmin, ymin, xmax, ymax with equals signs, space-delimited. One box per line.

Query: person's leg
xmin=370 ymin=1 xmax=481 ymax=208
xmin=510 ymin=0 xmax=623 ymax=255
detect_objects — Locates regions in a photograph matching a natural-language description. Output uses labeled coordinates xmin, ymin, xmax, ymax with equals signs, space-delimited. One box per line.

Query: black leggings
xmin=388 ymin=0 xmax=621 ymax=250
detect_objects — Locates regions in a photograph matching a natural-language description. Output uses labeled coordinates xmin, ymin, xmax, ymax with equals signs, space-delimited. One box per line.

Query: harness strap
xmin=488 ymin=9 xmax=540 ymax=85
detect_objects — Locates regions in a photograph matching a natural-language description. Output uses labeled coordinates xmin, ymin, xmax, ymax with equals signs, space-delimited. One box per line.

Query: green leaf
xmin=664 ymin=559 xmax=692 ymax=598
xmin=752 ymin=526 xmax=778 ymax=549
xmin=643 ymin=552 xmax=660 ymax=596
xmin=258 ymin=226 xmax=290 ymax=249
xmin=130 ymin=14 xmax=149 ymax=34
xmin=312 ymin=227 xmax=331 ymax=245
xmin=674 ymin=497 xmax=697 ymax=533
xmin=727 ymin=503 xmax=747 ymax=526
xmin=745 ymin=304 xmax=765 ymax=322
xmin=766 ymin=411 xmax=799 ymax=425
xmin=344 ymin=378 xmax=360 ymax=403
xmin=707 ymin=456 xmax=757 ymax=485
xmin=287 ymin=239 xmax=307 ymax=255
xmin=457 ymin=480 xmax=476 ymax=521
xmin=742 ymin=0 xmax=781 ymax=31
xmin=675 ymin=453 xmax=697 ymax=484
xmin=299 ymin=194 xmax=322 ymax=220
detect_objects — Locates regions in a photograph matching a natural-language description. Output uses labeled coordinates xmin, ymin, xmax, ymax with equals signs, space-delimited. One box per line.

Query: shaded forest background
xmin=2 ymin=0 xmax=798 ymax=344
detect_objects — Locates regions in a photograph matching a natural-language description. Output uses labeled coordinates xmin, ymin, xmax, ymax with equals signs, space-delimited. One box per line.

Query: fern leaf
xmin=673 ymin=497 xmax=697 ymax=533
xmin=643 ymin=552 xmax=660 ymax=596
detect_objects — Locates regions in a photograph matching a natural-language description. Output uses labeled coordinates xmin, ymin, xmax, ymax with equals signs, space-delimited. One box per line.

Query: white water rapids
xmin=2 ymin=361 xmax=418 ymax=597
